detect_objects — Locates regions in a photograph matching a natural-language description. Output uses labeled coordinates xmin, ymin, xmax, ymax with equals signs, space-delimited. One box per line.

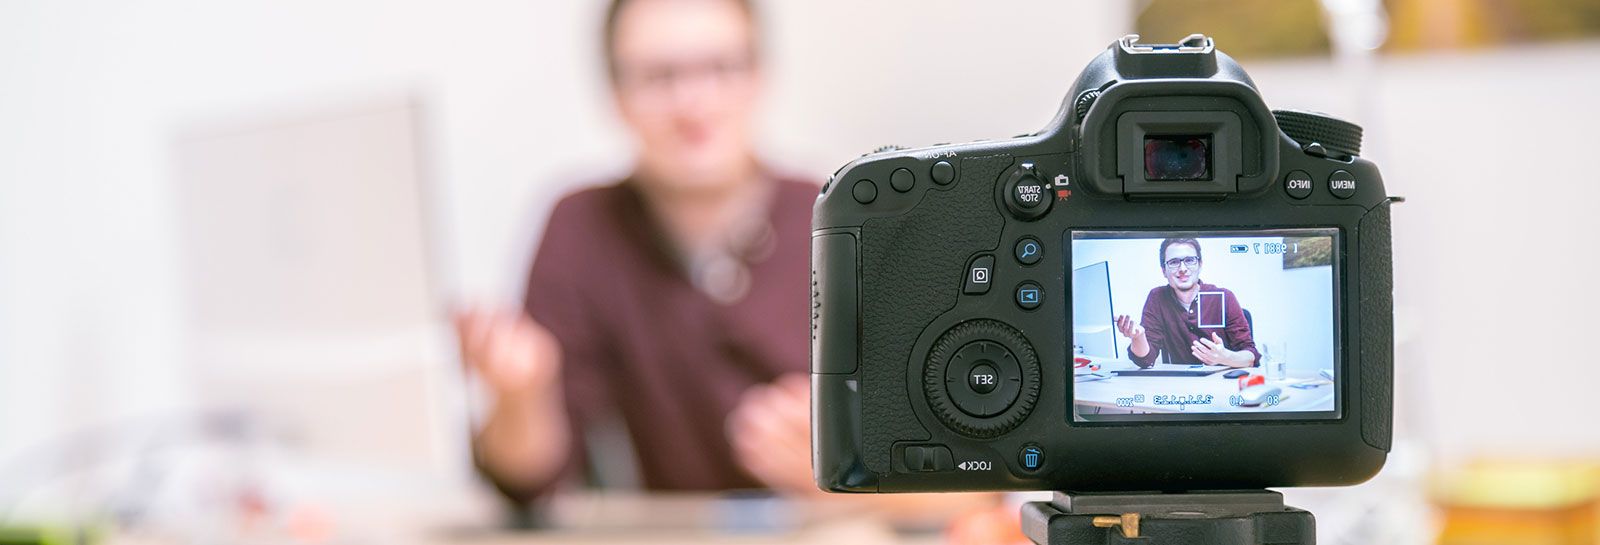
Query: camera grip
xmin=1358 ymin=200 xmax=1394 ymax=451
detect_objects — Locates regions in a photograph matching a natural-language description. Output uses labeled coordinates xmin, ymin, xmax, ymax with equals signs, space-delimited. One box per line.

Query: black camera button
xmin=851 ymin=179 xmax=878 ymax=204
xmin=930 ymin=160 xmax=955 ymax=185
xmin=1014 ymin=237 xmax=1042 ymax=265
xmin=902 ymin=445 xmax=954 ymax=473
xmin=890 ymin=168 xmax=916 ymax=192
xmin=1328 ymin=170 xmax=1357 ymax=199
xmin=1018 ymin=444 xmax=1044 ymax=472
xmin=963 ymin=255 xmax=995 ymax=295
xmin=1005 ymin=166 xmax=1050 ymax=220
xmin=968 ymin=363 xmax=999 ymax=394
xmin=1015 ymin=282 xmax=1043 ymax=310
xmin=1284 ymin=170 xmax=1313 ymax=199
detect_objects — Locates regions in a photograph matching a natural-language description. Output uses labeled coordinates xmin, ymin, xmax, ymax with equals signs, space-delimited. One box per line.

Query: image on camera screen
xmin=1068 ymin=229 xmax=1340 ymax=422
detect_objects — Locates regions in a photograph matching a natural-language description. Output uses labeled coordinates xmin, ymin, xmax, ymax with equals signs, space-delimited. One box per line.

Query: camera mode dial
xmin=924 ymin=320 xmax=1041 ymax=438
xmin=1274 ymin=110 xmax=1363 ymax=159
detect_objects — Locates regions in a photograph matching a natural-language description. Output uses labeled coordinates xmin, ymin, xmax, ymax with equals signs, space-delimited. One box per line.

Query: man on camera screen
xmin=1115 ymin=238 xmax=1260 ymax=368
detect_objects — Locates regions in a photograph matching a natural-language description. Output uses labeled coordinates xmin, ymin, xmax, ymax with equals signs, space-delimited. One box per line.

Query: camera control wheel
xmin=924 ymin=320 xmax=1041 ymax=438
xmin=1273 ymin=110 xmax=1363 ymax=159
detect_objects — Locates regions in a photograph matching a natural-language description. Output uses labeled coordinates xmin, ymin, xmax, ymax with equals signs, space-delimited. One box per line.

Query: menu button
xmin=1328 ymin=170 xmax=1357 ymax=199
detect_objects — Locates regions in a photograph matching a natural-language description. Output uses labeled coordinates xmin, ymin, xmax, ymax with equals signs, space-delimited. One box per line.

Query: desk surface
xmin=1073 ymin=355 xmax=1334 ymax=415
xmin=104 ymin=492 xmax=944 ymax=545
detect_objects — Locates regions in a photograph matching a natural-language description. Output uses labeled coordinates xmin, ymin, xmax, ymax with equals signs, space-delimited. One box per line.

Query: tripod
xmin=1021 ymin=490 xmax=1314 ymax=544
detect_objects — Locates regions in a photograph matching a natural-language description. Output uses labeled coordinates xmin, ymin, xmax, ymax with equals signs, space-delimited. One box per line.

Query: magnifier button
xmin=1014 ymin=237 xmax=1042 ymax=265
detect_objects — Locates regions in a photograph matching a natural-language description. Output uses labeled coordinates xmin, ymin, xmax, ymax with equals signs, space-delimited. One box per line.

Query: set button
xmin=968 ymin=363 xmax=999 ymax=394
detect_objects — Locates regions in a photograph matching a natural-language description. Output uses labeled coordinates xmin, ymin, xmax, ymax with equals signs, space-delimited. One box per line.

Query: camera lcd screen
xmin=1068 ymin=229 xmax=1340 ymax=422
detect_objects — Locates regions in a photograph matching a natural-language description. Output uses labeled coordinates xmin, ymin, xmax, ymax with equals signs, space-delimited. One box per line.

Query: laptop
xmin=1112 ymin=364 xmax=1232 ymax=377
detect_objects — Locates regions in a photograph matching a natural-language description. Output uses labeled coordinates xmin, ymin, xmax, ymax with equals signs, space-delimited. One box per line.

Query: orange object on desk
xmin=1237 ymin=374 xmax=1265 ymax=390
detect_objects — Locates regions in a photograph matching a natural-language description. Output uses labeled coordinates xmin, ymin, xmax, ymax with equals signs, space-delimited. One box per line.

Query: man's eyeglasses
xmin=1163 ymin=256 xmax=1201 ymax=270
xmin=614 ymin=54 xmax=755 ymax=96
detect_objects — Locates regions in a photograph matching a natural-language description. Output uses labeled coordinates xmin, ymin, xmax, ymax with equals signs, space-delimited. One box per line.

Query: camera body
xmin=811 ymin=35 xmax=1394 ymax=493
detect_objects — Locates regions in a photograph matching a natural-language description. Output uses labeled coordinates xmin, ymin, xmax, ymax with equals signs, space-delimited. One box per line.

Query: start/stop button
xmin=1003 ymin=164 xmax=1051 ymax=220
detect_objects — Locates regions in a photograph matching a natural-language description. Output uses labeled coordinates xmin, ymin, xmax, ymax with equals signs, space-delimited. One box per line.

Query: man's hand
xmin=727 ymin=373 xmax=817 ymax=495
xmin=1115 ymin=314 xmax=1150 ymax=358
xmin=1192 ymin=332 xmax=1254 ymax=368
xmin=455 ymin=305 xmax=570 ymax=491
xmin=454 ymin=306 xmax=562 ymax=399
xmin=1114 ymin=314 xmax=1144 ymax=340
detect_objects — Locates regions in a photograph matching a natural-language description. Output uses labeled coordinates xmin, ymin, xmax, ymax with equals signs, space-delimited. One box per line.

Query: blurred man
xmin=457 ymin=0 xmax=817 ymax=500
xmin=1115 ymin=238 xmax=1259 ymax=368
xmin=458 ymin=1 xmax=1001 ymax=533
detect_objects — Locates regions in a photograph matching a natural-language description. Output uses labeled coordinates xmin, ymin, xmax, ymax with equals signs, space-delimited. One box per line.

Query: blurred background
xmin=3 ymin=0 xmax=1600 ymax=543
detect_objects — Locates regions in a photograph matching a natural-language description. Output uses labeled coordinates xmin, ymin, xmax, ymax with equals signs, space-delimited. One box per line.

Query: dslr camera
xmin=811 ymin=35 xmax=1394 ymax=494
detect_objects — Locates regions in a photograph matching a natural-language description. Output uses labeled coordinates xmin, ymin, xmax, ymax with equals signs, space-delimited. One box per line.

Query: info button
xmin=1284 ymin=170 xmax=1313 ymax=199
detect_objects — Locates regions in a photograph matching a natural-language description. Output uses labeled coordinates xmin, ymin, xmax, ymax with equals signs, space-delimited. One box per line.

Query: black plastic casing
xmin=811 ymin=36 xmax=1394 ymax=493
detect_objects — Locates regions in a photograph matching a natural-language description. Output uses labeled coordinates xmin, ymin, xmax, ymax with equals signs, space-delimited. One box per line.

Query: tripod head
xmin=1021 ymin=490 xmax=1314 ymax=544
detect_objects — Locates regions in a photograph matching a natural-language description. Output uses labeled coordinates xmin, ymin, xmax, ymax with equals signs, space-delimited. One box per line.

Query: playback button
xmin=1015 ymin=282 xmax=1043 ymax=310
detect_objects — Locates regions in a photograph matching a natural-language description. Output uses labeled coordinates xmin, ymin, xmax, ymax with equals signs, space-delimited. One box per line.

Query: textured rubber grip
xmin=1359 ymin=201 xmax=1393 ymax=451
xmin=857 ymin=154 xmax=1012 ymax=473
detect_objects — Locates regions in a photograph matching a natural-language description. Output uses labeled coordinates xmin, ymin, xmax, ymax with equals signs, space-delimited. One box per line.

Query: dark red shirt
xmin=1128 ymin=281 xmax=1260 ymax=367
xmin=487 ymin=176 xmax=814 ymax=503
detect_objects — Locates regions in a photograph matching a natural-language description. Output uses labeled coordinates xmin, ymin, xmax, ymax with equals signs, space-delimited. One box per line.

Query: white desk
xmin=1072 ymin=355 xmax=1334 ymax=415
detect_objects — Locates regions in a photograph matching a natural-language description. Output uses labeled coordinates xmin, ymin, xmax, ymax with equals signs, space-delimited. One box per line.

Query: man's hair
xmin=602 ymin=0 xmax=761 ymax=83
xmin=1158 ymin=238 xmax=1202 ymax=266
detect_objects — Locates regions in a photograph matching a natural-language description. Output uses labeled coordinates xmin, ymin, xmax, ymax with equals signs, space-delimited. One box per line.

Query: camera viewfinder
xmin=1144 ymin=135 xmax=1212 ymax=181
